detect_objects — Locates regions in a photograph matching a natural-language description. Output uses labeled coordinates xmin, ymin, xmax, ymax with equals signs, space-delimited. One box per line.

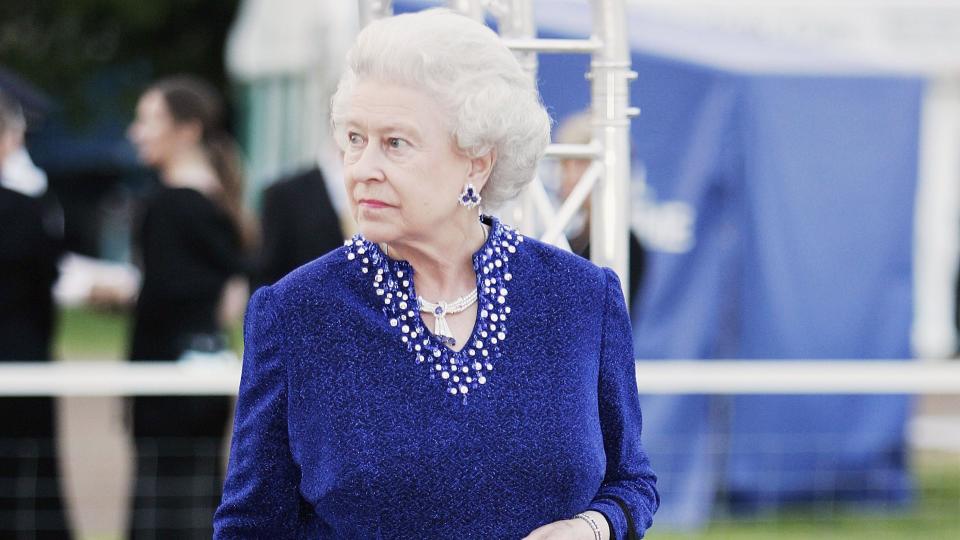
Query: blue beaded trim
xmin=344 ymin=216 xmax=522 ymax=401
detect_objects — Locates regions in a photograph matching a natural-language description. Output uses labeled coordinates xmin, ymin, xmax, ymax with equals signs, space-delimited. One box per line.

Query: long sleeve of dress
xmin=213 ymin=286 xmax=319 ymax=538
xmin=587 ymin=268 xmax=660 ymax=539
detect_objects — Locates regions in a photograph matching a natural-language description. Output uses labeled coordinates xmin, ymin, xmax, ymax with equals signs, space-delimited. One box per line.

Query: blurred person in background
xmin=2 ymin=129 xmax=49 ymax=200
xmin=214 ymin=9 xmax=657 ymax=539
xmin=255 ymin=160 xmax=344 ymax=288
xmin=557 ymin=111 xmax=646 ymax=301
xmin=103 ymin=75 xmax=254 ymax=538
xmin=0 ymin=89 xmax=71 ymax=538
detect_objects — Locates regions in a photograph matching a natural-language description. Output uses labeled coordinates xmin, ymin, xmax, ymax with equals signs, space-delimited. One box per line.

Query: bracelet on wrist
xmin=574 ymin=512 xmax=601 ymax=540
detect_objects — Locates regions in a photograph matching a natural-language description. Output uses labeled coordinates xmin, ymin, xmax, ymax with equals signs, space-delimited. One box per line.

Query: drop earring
xmin=458 ymin=183 xmax=481 ymax=208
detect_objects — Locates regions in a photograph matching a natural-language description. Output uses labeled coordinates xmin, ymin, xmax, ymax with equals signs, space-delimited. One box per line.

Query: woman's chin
xmin=137 ymin=151 xmax=160 ymax=168
xmin=355 ymin=220 xmax=397 ymax=245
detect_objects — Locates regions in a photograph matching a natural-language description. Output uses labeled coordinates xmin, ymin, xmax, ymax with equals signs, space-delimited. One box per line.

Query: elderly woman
xmin=214 ymin=8 xmax=658 ymax=540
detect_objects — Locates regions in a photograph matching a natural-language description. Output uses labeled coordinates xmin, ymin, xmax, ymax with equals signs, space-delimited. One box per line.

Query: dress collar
xmin=343 ymin=215 xmax=524 ymax=403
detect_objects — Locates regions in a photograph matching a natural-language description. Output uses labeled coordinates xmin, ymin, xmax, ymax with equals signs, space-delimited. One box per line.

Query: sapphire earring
xmin=459 ymin=183 xmax=481 ymax=208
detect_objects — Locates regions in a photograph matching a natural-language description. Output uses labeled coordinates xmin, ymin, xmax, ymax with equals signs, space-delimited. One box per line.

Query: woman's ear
xmin=467 ymin=148 xmax=497 ymax=192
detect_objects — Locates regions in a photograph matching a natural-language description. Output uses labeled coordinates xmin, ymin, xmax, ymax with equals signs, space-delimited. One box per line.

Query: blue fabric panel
xmin=738 ymin=76 xmax=920 ymax=360
xmin=725 ymin=76 xmax=923 ymax=508
xmin=626 ymin=56 xmax=744 ymax=529
xmin=632 ymin=394 xmax=718 ymax=528
xmin=725 ymin=394 xmax=913 ymax=511
xmin=627 ymin=54 xmax=744 ymax=360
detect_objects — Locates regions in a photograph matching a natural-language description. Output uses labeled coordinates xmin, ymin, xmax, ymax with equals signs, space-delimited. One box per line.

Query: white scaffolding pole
xmin=589 ymin=0 xmax=637 ymax=300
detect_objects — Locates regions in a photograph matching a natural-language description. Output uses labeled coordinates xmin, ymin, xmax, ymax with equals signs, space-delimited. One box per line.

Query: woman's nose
xmin=350 ymin=144 xmax=386 ymax=183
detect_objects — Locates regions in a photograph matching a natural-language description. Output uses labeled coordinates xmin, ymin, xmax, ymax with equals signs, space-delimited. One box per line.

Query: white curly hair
xmin=330 ymin=8 xmax=551 ymax=208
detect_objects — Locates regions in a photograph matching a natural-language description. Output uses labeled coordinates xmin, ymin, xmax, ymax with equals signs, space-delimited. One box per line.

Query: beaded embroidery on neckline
xmin=343 ymin=215 xmax=523 ymax=402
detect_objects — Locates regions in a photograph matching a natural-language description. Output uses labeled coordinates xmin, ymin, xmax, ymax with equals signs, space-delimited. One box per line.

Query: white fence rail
xmin=2 ymin=360 xmax=960 ymax=396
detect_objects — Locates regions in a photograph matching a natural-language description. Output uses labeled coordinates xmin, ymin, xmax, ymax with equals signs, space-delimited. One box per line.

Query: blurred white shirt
xmin=1 ymin=146 xmax=47 ymax=198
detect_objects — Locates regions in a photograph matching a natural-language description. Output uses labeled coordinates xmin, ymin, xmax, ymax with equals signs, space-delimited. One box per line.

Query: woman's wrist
xmin=574 ymin=510 xmax=610 ymax=540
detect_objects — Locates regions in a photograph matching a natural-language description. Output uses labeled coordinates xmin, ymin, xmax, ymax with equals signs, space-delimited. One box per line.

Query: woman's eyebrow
xmin=343 ymin=119 xmax=365 ymax=131
xmin=344 ymin=118 xmax=424 ymax=141
xmin=378 ymin=121 xmax=422 ymax=139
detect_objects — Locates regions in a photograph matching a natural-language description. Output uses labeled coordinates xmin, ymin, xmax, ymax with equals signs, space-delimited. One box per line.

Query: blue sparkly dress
xmin=214 ymin=215 xmax=658 ymax=539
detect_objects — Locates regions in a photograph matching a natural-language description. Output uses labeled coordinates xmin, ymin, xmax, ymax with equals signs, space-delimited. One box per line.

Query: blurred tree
xmin=0 ymin=0 xmax=239 ymax=130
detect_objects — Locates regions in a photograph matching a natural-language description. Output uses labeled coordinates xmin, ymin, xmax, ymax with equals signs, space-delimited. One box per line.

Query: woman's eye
xmin=387 ymin=137 xmax=407 ymax=149
xmin=348 ymin=132 xmax=364 ymax=145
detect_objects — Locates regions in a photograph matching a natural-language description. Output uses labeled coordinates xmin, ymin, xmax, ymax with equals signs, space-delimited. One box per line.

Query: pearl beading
xmin=344 ymin=217 xmax=522 ymax=402
xmin=418 ymin=290 xmax=479 ymax=346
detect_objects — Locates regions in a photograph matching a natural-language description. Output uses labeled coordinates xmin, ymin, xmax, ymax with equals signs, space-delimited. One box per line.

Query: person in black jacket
xmin=0 ymin=90 xmax=72 ymax=538
xmin=256 ymin=165 xmax=344 ymax=287
xmin=121 ymin=76 xmax=253 ymax=539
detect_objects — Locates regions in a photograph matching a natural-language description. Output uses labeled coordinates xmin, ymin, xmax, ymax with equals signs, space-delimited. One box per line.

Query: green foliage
xmin=0 ymin=0 xmax=239 ymax=130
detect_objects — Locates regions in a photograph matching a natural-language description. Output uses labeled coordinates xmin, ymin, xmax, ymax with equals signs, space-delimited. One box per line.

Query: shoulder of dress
xmin=268 ymin=245 xmax=354 ymax=301
xmin=514 ymin=234 xmax=606 ymax=286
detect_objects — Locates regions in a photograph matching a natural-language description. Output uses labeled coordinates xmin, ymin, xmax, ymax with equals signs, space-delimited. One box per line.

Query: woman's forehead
xmin=137 ymin=93 xmax=179 ymax=127
xmin=345 ymin=81 xmax=442 ymax=134
xmin=138 ymin=91 xmax=167 ymax=114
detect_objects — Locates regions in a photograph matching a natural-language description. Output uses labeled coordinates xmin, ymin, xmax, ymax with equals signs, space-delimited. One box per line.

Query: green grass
xmin=646 ymin=457 xmax=960 ymax=540
xmin=55 ymin=306 xmax=243 ymax=361
xmin=55 ymin=307 xmax=129 ymax=360
xmin=55 ymin=308 xmax=960 ymax=539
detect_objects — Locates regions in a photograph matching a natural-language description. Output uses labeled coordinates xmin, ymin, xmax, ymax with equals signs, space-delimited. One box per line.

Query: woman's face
xmin=127 ymin=90 xmax=195 ymax=168
xmin=342 ymin=80 xmax=477 ymax=245
xmin=0 ymin=125 xmax=23 ymax=167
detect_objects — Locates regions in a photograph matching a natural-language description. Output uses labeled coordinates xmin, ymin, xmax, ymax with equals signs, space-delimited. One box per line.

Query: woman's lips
xmin=359 ymin=199 xmax=393 ymax=209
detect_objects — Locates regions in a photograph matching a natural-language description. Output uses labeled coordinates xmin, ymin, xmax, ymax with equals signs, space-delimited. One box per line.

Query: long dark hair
xmin=148 ymin=75 xmax=257 ymax=251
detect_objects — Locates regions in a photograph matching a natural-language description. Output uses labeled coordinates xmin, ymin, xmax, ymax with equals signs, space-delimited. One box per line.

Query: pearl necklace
xmin=414 ymin=222 xmax=488 ymax=346
xmin=417 ymin=290 xmax=478 ymax=346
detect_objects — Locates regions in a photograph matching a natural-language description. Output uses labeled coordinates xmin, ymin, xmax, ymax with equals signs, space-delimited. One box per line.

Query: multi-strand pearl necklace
xmin=413 ymin=222 xmax=487 ymax=346
xmin=417 ymin=290 xmax=478 ymax=347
